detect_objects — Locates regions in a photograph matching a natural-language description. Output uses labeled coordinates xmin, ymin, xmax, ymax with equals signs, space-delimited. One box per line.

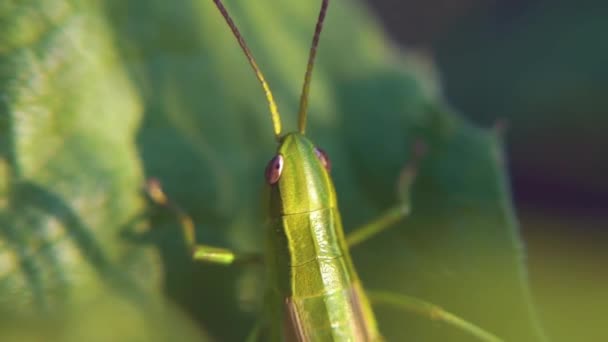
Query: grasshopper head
xmin=266 ymin=133 xmax=336 ymax=217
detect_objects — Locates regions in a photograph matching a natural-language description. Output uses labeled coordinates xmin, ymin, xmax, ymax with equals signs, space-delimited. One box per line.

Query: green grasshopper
xmin=147 ymin=0 xmax=504 ymax=340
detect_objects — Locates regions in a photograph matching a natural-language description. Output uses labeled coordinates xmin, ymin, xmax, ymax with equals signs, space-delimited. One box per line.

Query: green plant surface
xmin=436 ymin=0 xmax=608 ymax=193
xmin=1 ymin=0 xmax=547 ymax=341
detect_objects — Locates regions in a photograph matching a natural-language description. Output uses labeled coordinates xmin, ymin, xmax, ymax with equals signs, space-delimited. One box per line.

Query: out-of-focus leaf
xmin=436 ymin=0 xmax=608 ymax=196
xmin=0 ymin=291 xmax=208 ymax=342
xmin=1 ymin=0 xmax=546 ymax=340
xmin=0 ymin=0 xmax=208 ymax=340
xmin=0 ymin=0 xmax=152 ymax=308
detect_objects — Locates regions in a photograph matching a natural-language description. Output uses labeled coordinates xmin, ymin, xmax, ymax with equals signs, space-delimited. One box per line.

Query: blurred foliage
xmin=426 ymin=3 xmax=608 ymax=340
xmin=0 ymin=0 xmax=550 ymax=341
xmin=522 ymin=211 xmax=608 ymax=342
xmin=435 ymin=0 xmax=608 ymax=200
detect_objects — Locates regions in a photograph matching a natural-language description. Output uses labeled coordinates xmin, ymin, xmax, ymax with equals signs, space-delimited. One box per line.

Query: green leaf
xmin=0 ymin=0 xmax=207 ymax=340
xmin=1 ymin=0 xmax=153 ymax=308
xmin=437 ymin=0 xmax=608 ymax=193
xmin=1 ymin=0 xmax=546 ymax=340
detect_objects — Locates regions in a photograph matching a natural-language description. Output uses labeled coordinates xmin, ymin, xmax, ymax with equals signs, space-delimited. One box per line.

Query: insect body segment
xmin=270 ymin=134 xmax=336 ymax=216
xmin=266 ymin=133 xmax=382 ymax=340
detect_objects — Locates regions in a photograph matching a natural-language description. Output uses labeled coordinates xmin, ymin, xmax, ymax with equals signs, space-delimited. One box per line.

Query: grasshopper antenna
xmin=212 ymin=0 xmax=282 ymax=139
xmin=297 ymin=0 xmax=329 ymax=134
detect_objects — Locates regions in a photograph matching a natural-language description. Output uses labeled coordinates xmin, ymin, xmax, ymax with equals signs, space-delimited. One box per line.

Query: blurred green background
xmin=0 ymin=0 xmax=604 ymax=341
xmin=366 ymin=0 xmax=607 ymax=341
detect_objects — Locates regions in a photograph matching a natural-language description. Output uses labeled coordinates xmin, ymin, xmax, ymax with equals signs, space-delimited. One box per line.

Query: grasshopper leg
xmin=367 ymin=290 xmax=504 ymax=342
xmin=145 ymin=178 xmax=261 ymax=266
xmin=244 ymin=318 xmax=263 ymax=342
xmin=346 ymin=141 xmax=426 ymax=248
xmin=345 ymin=202 xmax=410 ymax=248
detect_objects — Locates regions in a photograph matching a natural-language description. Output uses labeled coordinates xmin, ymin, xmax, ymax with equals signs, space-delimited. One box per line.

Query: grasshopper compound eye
xmin=265 ymin=154 xmax=284 ymax=184
xmin=314 ymin=147 xmax=331 ymax=172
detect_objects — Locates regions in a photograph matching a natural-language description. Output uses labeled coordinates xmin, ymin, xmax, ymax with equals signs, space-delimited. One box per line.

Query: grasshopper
xmin=147 ymin=1 xmax=503 ymax=341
